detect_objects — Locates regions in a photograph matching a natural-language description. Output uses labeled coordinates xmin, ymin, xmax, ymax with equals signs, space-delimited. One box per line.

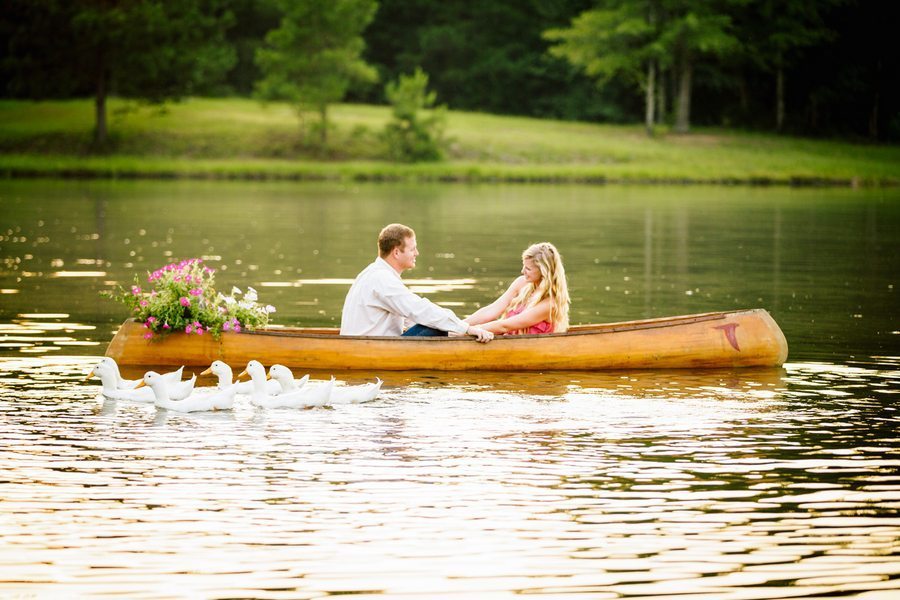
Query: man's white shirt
xmin=340 ymin=257 xmax=469 ymax=336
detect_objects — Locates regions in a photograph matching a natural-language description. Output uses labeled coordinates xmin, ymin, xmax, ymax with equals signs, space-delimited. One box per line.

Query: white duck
xmin=98 ymin=357 xmax=184 ymax=389
xmin=88 ymin=360 xmax=196 ymax=402
xmin=329 ymin=377 xmax=383 ymax=404
xmin=239 ymin=360 xmax=333 ymax=409
xmin=135 ymin=371 xmax=236 ymax=413
xmin=267 ymin=364 xmax=311 ymax=394
xmin=201 ymin=360 xmax=281 ymax=394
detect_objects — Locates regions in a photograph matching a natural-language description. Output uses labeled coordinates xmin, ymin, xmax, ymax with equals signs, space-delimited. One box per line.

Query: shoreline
xmin=3 ymin=98 xmax=899 ymax=187
xmin=0 ymin=160 xmax=890 ymax=188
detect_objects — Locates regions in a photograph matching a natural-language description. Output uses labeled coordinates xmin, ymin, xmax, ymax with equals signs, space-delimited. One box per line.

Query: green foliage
xmin=255 ymin=0 xmax=378 ymax=145
xmin=2 ymin=0 xmax=893 ymax=141
xmin=656 ymin=1 xmax=741 ymax=62
xmin=382 ymin=69 xmax=446 ymax=162
xmin=102 ymin=258 xmax=274 ymax=339
xmin=221 ymin=0 xmax=282 ymax=95
xmin=2 ymin=0 xmax=236 ymax=143
xmin=547 ymin=0 xmax=743 ymax=132
xmin=362 ymin=0 xmax=602 ymax=120
xmin=745 ymin=0 xmax=833 ymax=69
xmin=545 ymin=3 xmax=658 ymax=89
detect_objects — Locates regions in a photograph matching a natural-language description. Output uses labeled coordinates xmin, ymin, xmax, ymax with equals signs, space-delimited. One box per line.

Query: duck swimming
xmin=98 ymin=357 xmax=184 ymax=390
xmin=88 ymin=360 xmax=196 ymax=402
xmin=267 ymin=364 xmax=311 ymax=394
xmin=239 ymin=360 xmax=332 ymax=409
xmin=201 ymin=360 xmax=281 ymax=394
xmin=135 ymin=371 xmax=236 ymax=413
xmin=329 ymin=378 xmax=383 ymax=404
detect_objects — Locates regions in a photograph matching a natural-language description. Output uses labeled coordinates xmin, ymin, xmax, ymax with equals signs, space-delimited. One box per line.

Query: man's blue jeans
xmin=402 ymin=324 xmax=448 ymax=337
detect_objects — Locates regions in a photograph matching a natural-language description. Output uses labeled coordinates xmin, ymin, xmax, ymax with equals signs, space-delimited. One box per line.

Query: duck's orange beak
xmin=235 ymin=369 xmax=248 ymax=381
xmin=134 ymin=380 xmax=146 ymax=389
xmin=200 ymin=367 xmax=212 ymax=376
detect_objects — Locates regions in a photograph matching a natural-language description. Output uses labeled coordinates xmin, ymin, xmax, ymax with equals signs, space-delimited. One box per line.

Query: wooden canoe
xmin=105 ymin=308 xmax=788 ymax=371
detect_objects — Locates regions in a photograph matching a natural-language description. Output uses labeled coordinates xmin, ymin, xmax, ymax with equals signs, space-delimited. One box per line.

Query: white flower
xmin=223 ymin=295 xmax=236 ymax=305
xmin=231 ymin=286 xmax=242 ymax=296
xmin=265 ymin=305 xmax=276 ymax=313
xmin=245 ymin=286 xmax=258 ymax=303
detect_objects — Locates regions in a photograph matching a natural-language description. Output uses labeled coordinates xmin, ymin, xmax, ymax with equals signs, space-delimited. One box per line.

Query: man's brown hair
xmin=378 ymin=223 xmax=415 ymax=257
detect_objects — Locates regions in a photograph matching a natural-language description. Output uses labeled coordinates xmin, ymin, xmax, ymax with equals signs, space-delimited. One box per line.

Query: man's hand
xmin=467 ymin=325 xmax=494 ymax=343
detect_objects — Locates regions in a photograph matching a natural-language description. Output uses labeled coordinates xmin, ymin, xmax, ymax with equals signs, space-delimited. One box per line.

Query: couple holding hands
xmin=340 ymin=223 xmax=570 ymax=343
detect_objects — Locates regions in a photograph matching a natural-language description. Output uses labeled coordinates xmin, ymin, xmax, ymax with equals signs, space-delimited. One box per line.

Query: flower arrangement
xmin=102 ymin=258 xmax=275 ymax=340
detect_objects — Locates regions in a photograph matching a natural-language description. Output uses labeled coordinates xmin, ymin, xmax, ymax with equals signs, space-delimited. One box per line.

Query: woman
xmin=464 ymin=242 xmax=569 ymax=335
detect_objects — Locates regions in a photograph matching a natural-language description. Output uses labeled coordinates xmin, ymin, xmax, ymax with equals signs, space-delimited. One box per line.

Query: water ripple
xmin=0 ymin=357 xmax=897 ymax=597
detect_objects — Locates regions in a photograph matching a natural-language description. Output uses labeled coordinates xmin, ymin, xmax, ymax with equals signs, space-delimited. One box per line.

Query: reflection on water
xmin=1 ymin=179 xmax=898 ymax=363
xmin=1 ymin=181 xmax=898 ymax=596
xmin=0 ymin=313 xmax=101 ymax=353
xmin=0 ymin=357 xmax=897 ymax=597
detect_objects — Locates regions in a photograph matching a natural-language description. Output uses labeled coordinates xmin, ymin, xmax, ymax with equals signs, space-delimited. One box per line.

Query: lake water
xmin=1 ymin=180 xmax=898 ymax=598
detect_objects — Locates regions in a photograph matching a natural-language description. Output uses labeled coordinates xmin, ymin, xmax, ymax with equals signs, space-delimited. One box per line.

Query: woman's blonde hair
xmin=504 ymin=242 xmax=570 ymax=332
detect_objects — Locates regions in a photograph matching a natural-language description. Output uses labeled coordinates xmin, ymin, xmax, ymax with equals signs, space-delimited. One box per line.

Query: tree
xmin=382 ymin=68 xmax=446 ymax=162
xmin=220 ymin=0 xmax=282 ymax=96
xmin=2 ymin=0 xmax=235 ymax=147
xmin=255 ymin=0 xmax=378 ymax=147
xmin=545 ymin=0 xmax=741 ymax=134
xmin=361 ymin=0 xmax=607 ymax=122
xmin=657 ymin=1 xmax=741 ymax=133
xmin=737 ymin=0 xmax=834 ymax=132
xmin=545 ymin=1 xmax=663 ymax=135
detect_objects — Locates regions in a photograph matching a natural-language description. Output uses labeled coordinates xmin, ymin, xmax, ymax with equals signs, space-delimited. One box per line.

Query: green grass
xmin=1 ymin=97 xmax=898 ymax=185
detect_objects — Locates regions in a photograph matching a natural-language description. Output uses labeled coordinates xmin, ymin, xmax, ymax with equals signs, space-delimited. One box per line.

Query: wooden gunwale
xmin=245 ymin=311 xmax=731 ymax=340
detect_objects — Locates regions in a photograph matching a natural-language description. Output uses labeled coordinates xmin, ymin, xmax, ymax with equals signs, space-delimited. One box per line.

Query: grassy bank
xmin=1 ymin=98 xmax=898 ymax=185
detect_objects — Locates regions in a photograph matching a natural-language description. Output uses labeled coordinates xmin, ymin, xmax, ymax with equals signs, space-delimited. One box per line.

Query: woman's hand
xmin=466 ymin=325 xmax=494 ymax=343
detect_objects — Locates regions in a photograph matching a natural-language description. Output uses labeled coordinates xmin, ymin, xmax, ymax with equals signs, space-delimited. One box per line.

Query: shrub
xmin=382 ymin=68 xmax=447 ymax=162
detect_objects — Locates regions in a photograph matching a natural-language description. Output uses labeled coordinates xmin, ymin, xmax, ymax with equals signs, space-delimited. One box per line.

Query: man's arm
xmin=377 ymin=280 xmax=493 ymax=342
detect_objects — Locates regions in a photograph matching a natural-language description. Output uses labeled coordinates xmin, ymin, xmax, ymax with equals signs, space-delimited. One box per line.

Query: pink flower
xmin=223 ymin=321 xmax=231 ymax=331
xmin=131 ymin=285 xmax=141 ymax=295
xmin=143 ymin=332 xmax=153 ymax=340
xmin=196 ymin=327 xmax=204 ymax=335
xmin=163 ymin=323 xmax=171 ymax=330
xmin=185 ymin=324 xmax=193 ymax=334
xmin=147 ymin=316 xmax=157 ymax=324
xmin=233 ymin=323 xmax=241 ymax=333
xmin=180 ymin=297 xmax=190 ymax=307
xmin=189 ymin=288 xmax=203 ymax=296
xmin=140 ymin=300 xmax=149 ymax=307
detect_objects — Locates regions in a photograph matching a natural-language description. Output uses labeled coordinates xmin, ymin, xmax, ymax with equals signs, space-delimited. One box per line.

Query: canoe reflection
xmin=117 ymin=364 xmax=787 ymax=400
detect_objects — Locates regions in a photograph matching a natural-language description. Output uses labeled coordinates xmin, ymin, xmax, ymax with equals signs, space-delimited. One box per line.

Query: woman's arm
xmin=464 ymin=276 xmax=527 ymax=326
xmin=478 ymin=298 xmax=551 ymax=335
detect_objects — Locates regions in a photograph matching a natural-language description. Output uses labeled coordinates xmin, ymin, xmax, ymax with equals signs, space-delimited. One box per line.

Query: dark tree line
xmin=2 ymin=0 xmax=898 ymax=143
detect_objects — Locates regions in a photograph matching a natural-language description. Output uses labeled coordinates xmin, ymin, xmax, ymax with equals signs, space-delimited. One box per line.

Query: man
xmin=340 ymin=224 xmax=493 ymax=342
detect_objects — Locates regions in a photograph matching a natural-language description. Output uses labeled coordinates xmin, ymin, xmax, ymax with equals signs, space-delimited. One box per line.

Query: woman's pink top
xmin=504 ymin=305 xmax=554 ymax=335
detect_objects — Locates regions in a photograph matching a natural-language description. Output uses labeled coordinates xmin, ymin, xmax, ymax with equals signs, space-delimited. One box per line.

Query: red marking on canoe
xmin=714 ymin=323 xmax=741 ymax=351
